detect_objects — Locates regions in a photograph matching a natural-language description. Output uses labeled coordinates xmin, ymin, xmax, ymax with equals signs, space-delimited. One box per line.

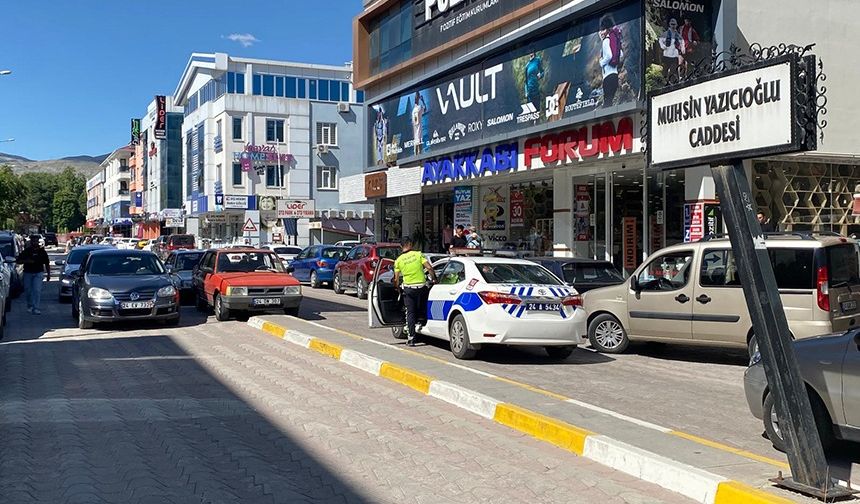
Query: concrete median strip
xmin=246 ymin=316 xmax=799 ymax=504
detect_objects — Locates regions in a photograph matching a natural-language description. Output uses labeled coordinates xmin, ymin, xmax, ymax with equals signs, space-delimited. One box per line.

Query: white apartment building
xmin=101 ymin=146 xmax=134 ymax=232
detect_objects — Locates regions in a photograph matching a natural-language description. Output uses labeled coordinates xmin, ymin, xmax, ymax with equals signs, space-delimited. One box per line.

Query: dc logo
xmin=545 ymin=95 xmax=560 ymax=118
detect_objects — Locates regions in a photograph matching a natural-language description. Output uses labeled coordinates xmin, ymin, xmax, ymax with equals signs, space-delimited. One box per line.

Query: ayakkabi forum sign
xmin=648 ymin=55 xmax=801 ymax=170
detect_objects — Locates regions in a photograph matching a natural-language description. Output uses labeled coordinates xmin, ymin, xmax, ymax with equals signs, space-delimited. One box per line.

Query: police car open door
xmin=369 ymin=258 xmax=406 ymax=328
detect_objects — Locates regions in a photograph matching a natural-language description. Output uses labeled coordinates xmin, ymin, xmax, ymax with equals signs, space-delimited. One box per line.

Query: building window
xmin=341 ymin=82 xmax=350 ymax=102
xmin=262 ymin=75 xmax=274 ymax=97
xmin=275 ymin=76 xmax=284 ymax=97
xmin=286 ymin=77 xmax=297 ymax=98
xmin=356 ymin=90 xmax=365 ymax=103
xmin=266 ymin=166 xmax=285 ymax=187
xmin=318 ymin=79 xmax=329 ymax=101
xmin=232 ymin=117 xmax=243 ymax=140
xmin=232 ymin=163 xmax=243 ymax=186
xmin=317 ymin=122 xmax=337 ymax=146
xmin=297 ymin=78 xmax=306 ymax=99
xmin=331 ymin=80 xmax=342 ymax=102
xmin=266 ymin=119 xmax=285 ymax=143
xmin=309 ymin=79 xmax=317 ymax=100
xmin=252 ymin=74 xmax=262 ymax=95
xmin=216 ymin=119 xmax=222 ymax=138
xmin=317 ymin=166 xmax=337 ymax=190
xmin=235 ymin=72 xmax=245 ymax=94
xmin=227 ymin=72 xmax=236 ymax=93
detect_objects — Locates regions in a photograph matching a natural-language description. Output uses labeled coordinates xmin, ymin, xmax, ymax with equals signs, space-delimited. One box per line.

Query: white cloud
xmin=224 ymin=33 xmax=261 ymax=47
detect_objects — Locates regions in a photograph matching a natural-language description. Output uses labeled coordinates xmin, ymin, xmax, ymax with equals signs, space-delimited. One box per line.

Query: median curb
xmin=247 ymin=316 xmax=797 ymax=504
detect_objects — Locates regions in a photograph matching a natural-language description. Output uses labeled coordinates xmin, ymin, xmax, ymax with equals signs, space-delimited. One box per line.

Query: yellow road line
xmin=379 ymin=362 xmax=432 ymax=394
xmin=714 ymin=481 xmax=796 ymax=504
xmin=308 ymin=339 xmax=343 ymax=360
xmin=491 ymin=375 xmax=571 ymax=402
xmin=494 ymin=403 xmax=593 ymax=456
xmin=669 ymin=431 xmax=790 ymax=470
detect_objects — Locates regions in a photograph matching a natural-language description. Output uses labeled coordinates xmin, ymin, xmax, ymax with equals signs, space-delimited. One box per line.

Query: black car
xmin=0 ymin=232 xmax=23 ymax=298
xmin=70 ymin=249 xmax=180 ymax=329
xmin=528 ymin=257 xmax=625 ymax=293
xmin=164 ymin=249 xmax=205 ymax=301
xmin=43 ymin=232 xmax=58 ymax=247
xmin=57 ymin=245 xmax=113 ymax=301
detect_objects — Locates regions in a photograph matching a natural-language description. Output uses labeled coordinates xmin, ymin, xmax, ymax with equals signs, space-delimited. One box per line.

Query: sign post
xmin=648 ymin=45 xmax=850 ymax=500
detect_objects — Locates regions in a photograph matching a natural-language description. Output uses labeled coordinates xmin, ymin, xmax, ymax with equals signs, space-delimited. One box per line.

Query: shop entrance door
xmin=572 ymin=174 xmax=607 ymax=260
xmin=610 ymin=168 xmax=644 ymax=276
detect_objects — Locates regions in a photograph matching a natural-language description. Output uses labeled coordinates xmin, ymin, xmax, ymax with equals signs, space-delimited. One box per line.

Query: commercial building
xmin=85 ymin=171 xmax=105 ymax=229
xmin=172 ymin=52 xmax=373 ymax=247
xmin=101 ymin=146 xmax=134 ymax=235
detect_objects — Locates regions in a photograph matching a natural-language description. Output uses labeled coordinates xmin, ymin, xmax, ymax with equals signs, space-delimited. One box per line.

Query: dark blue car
xmin=289 ymin=245 xmax=350 ymax=288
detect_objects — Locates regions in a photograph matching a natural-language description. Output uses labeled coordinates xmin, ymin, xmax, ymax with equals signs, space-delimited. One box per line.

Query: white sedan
xmin=370 ymin=257 xmax=586 ymax=359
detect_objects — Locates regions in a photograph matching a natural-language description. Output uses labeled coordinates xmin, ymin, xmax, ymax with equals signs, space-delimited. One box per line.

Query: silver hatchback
xmin=744 ymin=329 xmax=860 ymax=451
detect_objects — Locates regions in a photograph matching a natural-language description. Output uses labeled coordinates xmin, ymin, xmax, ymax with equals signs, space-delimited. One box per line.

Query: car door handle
xmin=675 ymin=294 xmax=690 ymax=304
xmin=696 ymin=294 xmax=711 ymax=304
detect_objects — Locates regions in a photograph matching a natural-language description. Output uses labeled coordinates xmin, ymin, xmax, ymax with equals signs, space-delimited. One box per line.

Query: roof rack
xmin=698 ymin=231 xmax=844 ymax=242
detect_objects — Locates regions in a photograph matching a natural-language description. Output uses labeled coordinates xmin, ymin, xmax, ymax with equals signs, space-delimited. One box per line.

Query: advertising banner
xmin=622 ymin=216 xmax=638 ymax=271
xmin=645 ymin=0 xmax=722 ymax=90
xmin=224 ymin=195 xmax=249 ymax=210
xmin=683 ymin=202 xmax=704 ymax=242
xmin=453 ymin=186 xmax=473 ymax=228
xmin=480 ymin=185 xmax=509 ymax=247
xmin=574 ymin=185 xmax=591 ymax=240
xmin=154 ymin=95 xmax=167 ymax=140
xmin=131 ymin=119 xmax=141 ymax=145
xmin=278 ymin=199 xmax=316 ymax=219
xmin=510 ymin=188 xmax=524 ymax=228
xmin=368 ymin=2 xmax=642 ymax=167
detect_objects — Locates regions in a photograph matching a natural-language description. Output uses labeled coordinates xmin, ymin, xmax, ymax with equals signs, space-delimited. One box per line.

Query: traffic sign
xmin=242 ymin=218 xmax=258 ymax=233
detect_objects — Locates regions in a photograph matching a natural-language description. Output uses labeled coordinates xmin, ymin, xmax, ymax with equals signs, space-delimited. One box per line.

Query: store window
xmin=572 ymin=174 xmax=607 ymax=260
xmin=382 ymin=198 xmax=402 ymax=242
xmin=612 ymin=168 xmax=644 ymax=274
xmin=507 ymin=181 xmax=553 ymax=256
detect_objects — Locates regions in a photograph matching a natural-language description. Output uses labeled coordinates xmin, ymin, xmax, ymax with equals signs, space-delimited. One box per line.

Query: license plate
xmin=252 ymin=298 xmax=281 ymax=306
xmin=525 ymin=302 xmax=561 ymax=311
xmin=842 ymin=300 xmax=858 ymax=312
xmin=121 ymin=301 xmax=153 ymax=310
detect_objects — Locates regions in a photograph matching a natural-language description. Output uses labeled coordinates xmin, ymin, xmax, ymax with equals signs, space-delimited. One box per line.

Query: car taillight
xmin=317 ymin=260 xmax=326 ymax=267
xmin=478 ymin=291 xmax=522 ymax=305
xmin=562 ymin=295 xmax=582 ymax=307
xmin=817 ymin=266 xmax=830 ymax=312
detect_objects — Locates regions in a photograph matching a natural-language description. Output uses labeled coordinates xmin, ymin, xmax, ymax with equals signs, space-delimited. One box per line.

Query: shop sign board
xmin=165 ymin=218 xmax=184 ymax=228
xmin=422 ymin=143 xmax=518 ymax=185
xmin=162 ymin=208 xmax=182 ymax=219
xmin=368 ymin=2 xmax=642 ymax=167
xmin=131 ymin=118 xmax=141 ymax=145
xmin=648 ymin=56 xmax=801 ymax=171
xmin=277 ymin=199 xmax=315 ymax=219
xmin=453 ymin=186 xmax=473 ymax=229
xmin=523 ymin=116 xmax=636 ymax=169
xmin=206 ymin=214 xmax=227 ymax=224
xmin=365 ymin=172 xmax=387 ymax=199
xmin=622 ymin=216 xmax=638 ymax=271
xmin=154 ymin=95 xmax=167 ymax=140
xmin=509 ymin=188 xmax=524 ymax=228
xmin=224 ymin=195 xmax=249 ymax=209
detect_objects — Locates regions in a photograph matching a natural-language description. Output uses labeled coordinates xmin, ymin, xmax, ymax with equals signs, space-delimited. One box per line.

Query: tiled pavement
xmin=0 ymin=281 xmax=691 ymax=503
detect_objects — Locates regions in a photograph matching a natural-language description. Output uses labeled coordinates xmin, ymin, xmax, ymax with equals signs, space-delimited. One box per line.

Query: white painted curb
xmin=428 ymin=380 xmax=499 ymax=420
xmin=340 ymin=349 xmax=383 ymax=376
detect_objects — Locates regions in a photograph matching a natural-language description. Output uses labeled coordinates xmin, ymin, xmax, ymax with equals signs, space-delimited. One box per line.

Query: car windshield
xmin=217 ymin=252 xmax=285 ymax=273
xmin=176 ymin=253 xmax=203 ymax=271
xmin=67 ymin=248 xmax=97 ymax=264
xmin=377 ymin=247 xmax=400 ymax=260
xmin=322 ymin=247 xmax=349 ymax=259
xmin=477 ymin=262 xmax=562 ymax=285
xmin=0 ymin=240 xmax=14 ymax=258
xmin=561 ymin=263 xmax=625 ymax=284
xmin=169 ymin=235 xmax=194 ymax=246
xmin=88 ymin=254 xmax=165 ymax=276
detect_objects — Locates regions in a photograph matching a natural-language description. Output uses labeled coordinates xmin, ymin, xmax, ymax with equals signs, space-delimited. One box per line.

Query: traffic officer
xmin=393 ymin=238 xmax=437 ymax=346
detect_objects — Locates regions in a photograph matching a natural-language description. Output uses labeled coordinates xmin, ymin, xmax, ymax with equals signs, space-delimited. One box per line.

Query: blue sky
xmin=0 ymin=1 xmax=357 ymax=160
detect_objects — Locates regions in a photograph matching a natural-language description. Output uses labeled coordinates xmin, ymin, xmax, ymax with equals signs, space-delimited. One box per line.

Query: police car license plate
xmin=252 ymin=298 xmax=281 ymax=306
xmin=121 ymin=301 xmax=154 ymax=310
xmin=841 ymin=300 xmax=857 ymax=312
xmin=526 ymin=302 xmax=561 ymax=311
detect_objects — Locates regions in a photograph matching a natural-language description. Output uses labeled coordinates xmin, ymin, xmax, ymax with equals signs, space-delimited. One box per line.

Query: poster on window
xmin=623 ymin=216 xmax=638 ymax=271
xmin=574 ymin=185 xmax=591 ymax=241
xmin=480 ymin=186 xmax=509 ymax=247
xmin=510 ymin=189 xmax=525 ymax=228
xmin=684 ymin=202 xmax=705 ymax=242
xmin=453 ymin=186 xmax=473 ymax=229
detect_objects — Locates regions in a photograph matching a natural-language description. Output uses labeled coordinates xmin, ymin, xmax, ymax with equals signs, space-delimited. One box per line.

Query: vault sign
xmin=648 ymin=55 xmax=805 ymax=171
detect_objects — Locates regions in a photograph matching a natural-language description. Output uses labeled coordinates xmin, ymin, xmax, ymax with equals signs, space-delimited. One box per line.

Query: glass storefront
xmin=381 ymin=197 xmax=402 ymax=243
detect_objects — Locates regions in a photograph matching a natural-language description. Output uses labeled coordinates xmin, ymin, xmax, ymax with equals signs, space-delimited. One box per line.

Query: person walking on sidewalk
xmin=393 ymin=238 xmax=437 ymax=347
xmin=17 ymin=235 xmax=50 ymax=314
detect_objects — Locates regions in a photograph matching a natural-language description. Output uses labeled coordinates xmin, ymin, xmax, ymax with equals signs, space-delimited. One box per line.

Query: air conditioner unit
xmin=345 ymin=210 xmax=357 ymax=219
xmin=361 ymin=211 xmax=374 ymax=219
xmin=329 ymin=209 xmax=343 ymax=219
xmin=337 ymin=102 xmax=350 ymax=113
xmin=317 ymin=144 xmax=329 ymax=155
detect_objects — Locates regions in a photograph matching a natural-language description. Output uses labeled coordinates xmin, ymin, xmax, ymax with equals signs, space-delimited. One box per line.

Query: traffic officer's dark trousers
xmin=402 ymin=285 xmax=428 ymax=341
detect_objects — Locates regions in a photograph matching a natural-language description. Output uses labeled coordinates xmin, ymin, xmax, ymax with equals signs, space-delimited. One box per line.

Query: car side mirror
xmin=630 ymin=275 xmax=641 ymax=293
xmin=286 ymin=266 xmax=295 ymax=274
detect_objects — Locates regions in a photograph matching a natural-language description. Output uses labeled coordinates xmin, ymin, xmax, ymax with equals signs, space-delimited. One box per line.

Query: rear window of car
xmin=377 ymin=247 xmax=400 ymax=260
xmin=169 ymin=235 xmax=194 ymax=246
xmin=560 ymin=262 xmax=624 ymax=284
xmin=701 ymin=248 xmax=815 ymax=289
xmin=477 ymin=262 xmax=562 ymax=285
xmin=827 ymin=244 xmax=860 ymax=286
xmin=322 ymin=247 xmax=349 ymax=259
xmin=0 ymin=239 xmax=15 ymax=258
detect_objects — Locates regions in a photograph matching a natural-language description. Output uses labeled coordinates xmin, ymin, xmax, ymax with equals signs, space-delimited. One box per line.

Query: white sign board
xmin=206 ymin=214 xmax=227 ymax=224
xmin=224 ymin=195 xmax=249 ymax=209
xmin=278 ymin=199 xmax=315 ymax=219
xmin=649 ymin=57 xmax=799 ymax=171
xmin=165 ymin=218 xmax=184 ymax=228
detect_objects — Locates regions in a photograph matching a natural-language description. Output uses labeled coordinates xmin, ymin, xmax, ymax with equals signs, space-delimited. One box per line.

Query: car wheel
xmin=391 ymin=326 xmax=406 ymax=340
xmin=545 ymin=345 xmax=576 ymax=360
xmin=78 ymin=299 xmax=93 ymax=330
xmin=449 ymin=314 xmax=478 ymax=360
xmin=356 ymin=276 xmax=368 ymax=300
xmin=588 ymin=314 xmax=629 ymax=353
xmin=310 ymin=270 xmax=321 ymax=289
xmin=214 ymin=293 xmax=231 ymax=322
xmin=333 ymin=272 xmax=345 ymax=294
xmin=748 ymin=335 xmax=759 ymax=363
xmin=763 ymin=391 xmax=833 ymax=453
xmin=284 ymin=306 xmax=300 ymax=316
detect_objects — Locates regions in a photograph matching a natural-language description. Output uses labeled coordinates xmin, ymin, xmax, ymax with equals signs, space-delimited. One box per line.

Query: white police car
xmin=370 ymin=256 xmax=587 ymax=359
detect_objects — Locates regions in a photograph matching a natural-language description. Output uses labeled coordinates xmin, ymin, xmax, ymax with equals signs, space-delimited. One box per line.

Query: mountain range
xmin=0 ymin=152 xmax=109 ymax=177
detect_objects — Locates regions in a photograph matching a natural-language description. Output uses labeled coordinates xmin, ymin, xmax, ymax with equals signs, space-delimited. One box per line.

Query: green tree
xmin=20 ymin=172 xmax=58 ymax=231
xmin=53 ymin=186 xmax=85 ymax=232
xmin=0 ymin=165 xmax=22 ymax=225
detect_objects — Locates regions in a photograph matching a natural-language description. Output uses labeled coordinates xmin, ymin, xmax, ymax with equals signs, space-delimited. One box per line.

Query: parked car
xmin=260 ymin=244 xmax=303 ymax=264
xmin=744 ymin=329 xmax=860 ymax=452
xmin=582 ymin=233 xmax=860 ymax=355
xmin=334 ymin=240 xmax=360 ymax=248
xmin=43 ymin=232 xmax=58 ymax=247
xmin=151 ymin=236 xmax=168 ymax=256
xmin=0 ymin=249 xmax=10 ymax=315
xmin=333 ymin=243 xmax=401 ymax=299
xmin=192 ymin=248 xmax=302 ymax=321
xmin=370 ymin=257 xmax=587 ymax=359
xmin=164 ymin=249 xmax=205 ymax=301
xmin=0 ymin=232 xmax=23 ymax=298
xmin=70 ymin=249 xmax=180 ymax=329
xmin=529 ymin=258 xmax=625 ymax=294
xmin=57 ymin=245 xmax=113 ymax=302
xmin=289 ymin=245 xmax=350 ymax=288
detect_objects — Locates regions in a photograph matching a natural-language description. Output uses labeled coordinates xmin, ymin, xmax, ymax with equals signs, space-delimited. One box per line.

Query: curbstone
xmin=714 ymin=481 xmax=797 ymax=504
xmin=308 ymin=339 xmax=343 ymax=360
xmin=428 ymin=381 xmax=499 ymax=420
xmin=339 ymin=349 xmax=383 ymax=376
xmin=378 ymin=363 xmax=432 ymax=394
xmin=493 ymin=403 xmax=593 ymax=456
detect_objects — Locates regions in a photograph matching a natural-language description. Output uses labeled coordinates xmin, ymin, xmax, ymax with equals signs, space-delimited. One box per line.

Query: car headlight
xmin=87 ymin=287 xmax=114 ymax=302
xmin=284 ymin=285 xmax=301 ymax=295
xmin=226 ymin=286 xmax=247 ymax=296
xmin=157 ymin=285 xmax=177 ymax=298
xmin=61 ymin=277 xmax=72 ymax=285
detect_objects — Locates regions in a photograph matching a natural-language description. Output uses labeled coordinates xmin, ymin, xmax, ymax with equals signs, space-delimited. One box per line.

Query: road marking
xmin=566 ymin=399 xmax=673 ymax=433
xmin=670 ymin=431 xmax=790 ymax=470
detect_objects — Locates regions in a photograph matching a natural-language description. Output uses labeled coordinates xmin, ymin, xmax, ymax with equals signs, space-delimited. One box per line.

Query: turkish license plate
xmin=526 ymin=302 xmax=561 ymax=311
xmin=121 ymin=301 xmax=154 ymax=310
xmin=841 ymin=300 xmax=858 ymax=312
xmin=252 ymin=298 xmax=281 ymax=306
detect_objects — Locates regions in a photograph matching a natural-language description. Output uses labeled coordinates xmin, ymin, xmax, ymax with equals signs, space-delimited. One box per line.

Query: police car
xmin=370 ymin=256 xmax=587 ymax=359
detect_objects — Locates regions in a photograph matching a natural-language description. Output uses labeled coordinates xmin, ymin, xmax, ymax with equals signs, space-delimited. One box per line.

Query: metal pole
xmin=711 ymin=162 xmax=836 ymax=496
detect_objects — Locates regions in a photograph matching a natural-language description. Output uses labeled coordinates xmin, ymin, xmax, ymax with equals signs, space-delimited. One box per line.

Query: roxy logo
xmin=425 ymin=0 xmax=467 ymax=22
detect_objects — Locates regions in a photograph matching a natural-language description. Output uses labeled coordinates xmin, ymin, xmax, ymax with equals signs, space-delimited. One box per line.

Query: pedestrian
xmin=393 ymin=238 xmax=437 ymax=346
xmin=465 ymin=227 xmax=483 ymax=249
xmin=16 ymin=235 xmax=50 ymax=315
xmin=450 ymin=225 xmax=467 ymax=252
xmin=442 ymin=223 xmax=454 ymax=252
xmin=757 ymin=211 xmax=776 ymax=233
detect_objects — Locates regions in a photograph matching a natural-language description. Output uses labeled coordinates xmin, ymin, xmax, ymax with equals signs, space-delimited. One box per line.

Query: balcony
xmin=119 ymin=165 xmax=130 ymax=172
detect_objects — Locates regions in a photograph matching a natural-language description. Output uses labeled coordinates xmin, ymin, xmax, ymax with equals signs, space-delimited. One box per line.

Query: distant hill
xmin=0 ymin=152 xmax=108 ymax=177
